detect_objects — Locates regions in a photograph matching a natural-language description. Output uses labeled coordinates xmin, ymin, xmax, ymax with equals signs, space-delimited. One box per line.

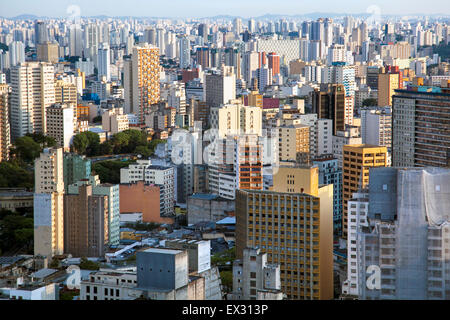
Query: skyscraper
xmin=34 ymin=21 xmax=48 ymax=46
xmin=34 ymin=148 xmax=65 ymax=259
xmin=10 ymin=62 xmax=55 ymax=140
xmin=0 ymin=84 xmax=11 ymax=162
xmin=312 ymin=84 xmax=346 ymax=136
xmin=236 ymin=166 xmax=334 ymax=300
xmin=392 ymin=84 xmax=450 ymax=168
xmin=342 ymin=144 xmax=387 ymax=239
xmin=97 ymin=42 xmax=111 ymax=82
xmin=64 ymin=184 xmax=109 ymax=257
xmin=124 ymin=43 xmax=160 ymax=122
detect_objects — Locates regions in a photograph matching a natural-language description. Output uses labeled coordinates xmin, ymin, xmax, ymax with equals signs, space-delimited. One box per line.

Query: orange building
xmin=77 ymin=105 xmax=90 ymax=121
xmin=236 ymin=135 xmax=263 ymax=191
xmin=267 ymin=52 xmax=280 ymax=76
xmin=119 ymin=181 xmax=173 ymax=224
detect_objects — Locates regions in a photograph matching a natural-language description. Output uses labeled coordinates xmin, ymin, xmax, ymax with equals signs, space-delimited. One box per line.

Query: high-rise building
xmin=392 ymin=84 xmax=450 ymax=168
xmin=332 ymin=127 xmax=361 ymax=168
xmin=9 ymin=41 xmax=25 ymax=67
xmin=267 ymin=52 xmax=280 ymax=76
xmin=0 ymin=84 xmax=11 ymax=162
xmin=68 ymin=175 xmax=120 ymax=246
xmin=34 ymin=148 xmax=65 ymax=258
xmin=179 ymin=36 xmax=191 ymax=69
xmin=196 ymin=47 xmax=210 ymax=69
xmin=347 ymin=167 xmax=450 ymax=300
xmin=97 ymin=42 xmax=110 ymax=82
xmin=342 ymin=144 xmax=387 ymax=239
xmin=63 ymin=153 xmax=91 ymax=192
xmin=46 ymin=104 xmax=75 ymax=150
xmin=37 ymin=42 xmax=59 ymax=63
xmin=34 ymin=21 xmax=48 ymax=46
xmin=124 ymin=43 xmax=160 ymax=122
xmin=361 ymin=106 xmax=392 ymax=153
xmin=236 ymin=134 xmax=263 ymax=191
xmin=312 ymin=84 xmax=346 ymax=135
xmin=10 ymin=62 xmax=55 ymax=140
xmin=236 ymin=169 xmax=334 ymax=299
xmin=278 ymin=125 xmax=310 ymax=164
xmin=378 ymin=72 xmax=400 ymax=106
xmin=204 ymin=67 xmax=236 ymax=108
xmin=313 ymin=157 xmax=343 ymax=236
xmin=64 ymin=184 xmax=109 ymax=257
xmin=120 ymin=160 xmax=174 ymax=216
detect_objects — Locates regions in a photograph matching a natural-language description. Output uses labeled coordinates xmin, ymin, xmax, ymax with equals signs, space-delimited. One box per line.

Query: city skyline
xmin=2 ymin=0 xmax=450 ymax=19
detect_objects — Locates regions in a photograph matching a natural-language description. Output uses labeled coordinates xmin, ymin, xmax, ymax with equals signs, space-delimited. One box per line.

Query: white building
xmin=332 ymin=127 xmax=361 ymax=168
xmin=102 ymin=107 xmax=129 ymax=135
xmin=360 ymin=106 xmax=392 ymax=150
xmin=10 ymin=62 xmax=55 ymax=140
xmin=120 ymin=160 xmax=174 ymax=216
xmin=97 ymin=42 xmax=110 ymax=82
xmin=342 ymin=191 xmax=369 ymax=297
xmin=46 ymin=103 xmax=75 ymax=150
xmin=204 ymin=66 xmax=236 ymax=108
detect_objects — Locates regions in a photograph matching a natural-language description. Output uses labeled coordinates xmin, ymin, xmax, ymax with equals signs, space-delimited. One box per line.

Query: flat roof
xmin=141 ymin=248 xmax=184 ymax=255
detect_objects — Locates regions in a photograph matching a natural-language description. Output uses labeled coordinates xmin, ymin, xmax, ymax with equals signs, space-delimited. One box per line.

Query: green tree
xmin=134 ymin=145 xmax=152 ymax=158
xmin=72 ymin=131 xmax=100 ymax=156
xmin=79 ymin=257 xmax=100 ymax=270
xmin=25 ymin=133 xmax=56 ymax=148
xmin=92 ymin=160 xmax=135 ymax=184
xmin=10 ymin=136 xmax=41 ymax=163
xmin=220 ymin=271 xmax=233 ymax=293
xmin=93 ymin=116 xmax=102 ymax=123
xmin=0 ymin=162 xmax=34 ymax=189
xmin=72 ymin=133 xmax=89 ymax=154
xmin=362 ymin=98 xmax=378 ymax=107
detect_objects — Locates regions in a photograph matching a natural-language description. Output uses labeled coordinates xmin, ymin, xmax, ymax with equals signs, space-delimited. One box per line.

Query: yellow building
xmin=342 ymin=144 xmax=387 ymax=238
xmin=378 ymin=73 xmax=399 ymax=106
xmin=236 ymin=165 xmax=334 ymax=300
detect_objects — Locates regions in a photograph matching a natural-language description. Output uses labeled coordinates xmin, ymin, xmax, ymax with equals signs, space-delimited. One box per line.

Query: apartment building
xmin=0 ymin=84 xmax=11 ymax=162
xmin=10 ymin=62 xmax=55 ymax=140
xmin=342 ymin=144 xmax=387 ymax=239
xmin=46 ymin=104 xmax=75 ymax=150
xmin=33 ymin=148 xmax=65 ymax=258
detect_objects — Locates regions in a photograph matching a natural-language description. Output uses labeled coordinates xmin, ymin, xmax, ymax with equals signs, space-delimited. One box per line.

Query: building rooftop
xmin=141 ymin=248 xmax=184 ymax=255
xmin=216 ymin=216 xmax=236 ymax=225
xmin=31 ymin=268 xmax=58 ymax=279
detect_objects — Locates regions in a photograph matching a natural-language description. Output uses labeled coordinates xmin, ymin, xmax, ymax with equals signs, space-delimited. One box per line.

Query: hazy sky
xmin=2 ymin=0 xmax=449 ymax=18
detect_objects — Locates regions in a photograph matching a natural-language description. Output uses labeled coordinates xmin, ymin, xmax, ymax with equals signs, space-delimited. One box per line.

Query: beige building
xmin=278 ymin=125 xmax=310 ymax=164
xmin=64 ymin=184 xmax=109 ymax=257
xmin=236 ymin=183 xmax=334 ymax=300
xmin=0 ymin=84 xmax=11 ymax=161
xmin=37 ymin=42 xmax=59 ymax=63
xmin=124 ymin=43 xmax=160 ymax=122
xmin=342 ymin=144 xmax=387 ymax=239
xmin=209 ymin=103 xmax=262 ymax=138
xmin=102 ymin=107 xmax=129 ymax=135
xmin=10 ymin=62 xmax=55 ymax=140
xmin=33 ymin=148 xmax=65 ymax=259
